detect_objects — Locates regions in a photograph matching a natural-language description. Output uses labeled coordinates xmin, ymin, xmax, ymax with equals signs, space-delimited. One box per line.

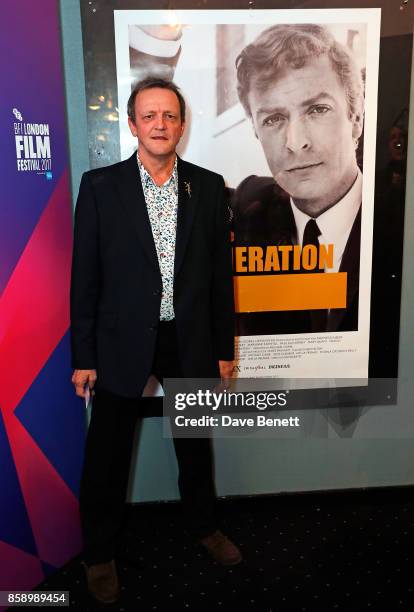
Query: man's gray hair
xmin=236 ymin=24 xmax=364 ymax=121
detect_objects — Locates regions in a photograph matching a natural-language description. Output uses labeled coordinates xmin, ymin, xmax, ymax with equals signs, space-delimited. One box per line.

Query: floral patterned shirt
xmin=137 ymin=154 xmax=178 ymax=321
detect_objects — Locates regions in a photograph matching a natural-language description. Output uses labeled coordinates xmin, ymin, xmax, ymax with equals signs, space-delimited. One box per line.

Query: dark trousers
xmin=79 ymin=321 xmax=217 ymax=564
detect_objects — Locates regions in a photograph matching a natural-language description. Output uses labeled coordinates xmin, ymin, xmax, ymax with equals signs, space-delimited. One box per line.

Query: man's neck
xmin=292 ymin=167 xmax=359 ymax=218
xmin=138 ymin=149 xmax=176 ymax=186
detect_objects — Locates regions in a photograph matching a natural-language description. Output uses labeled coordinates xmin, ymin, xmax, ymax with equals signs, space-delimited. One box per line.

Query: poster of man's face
xmin=242 ymin=30 xmax=364 ymax=216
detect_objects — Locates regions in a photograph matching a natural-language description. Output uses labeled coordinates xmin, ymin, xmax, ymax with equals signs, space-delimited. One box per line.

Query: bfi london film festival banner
xmin=113 ymin=9 xmax=381 ymax=382
xmin=0 ymin=0 xmax=83 ymax=595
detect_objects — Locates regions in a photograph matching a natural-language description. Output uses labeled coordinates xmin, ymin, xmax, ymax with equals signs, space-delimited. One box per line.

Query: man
xmin=70 ymin=77 xmax=241 ymax=605
xmin=232 ymin=24 xmax=365 ymax=335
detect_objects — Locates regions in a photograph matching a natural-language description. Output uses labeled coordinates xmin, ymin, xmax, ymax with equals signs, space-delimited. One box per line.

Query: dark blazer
xmin=70 ymin=153 xmax=234 ymax=398
xmin=230 ymin=175 xmax=361 ymax=335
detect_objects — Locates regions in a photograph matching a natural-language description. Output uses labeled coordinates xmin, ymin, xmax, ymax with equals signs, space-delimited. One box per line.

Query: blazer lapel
xmin=174 ymin=156 xmax=200 ymax=279
xmin=116 ymin=152 xmax=159 ymax=272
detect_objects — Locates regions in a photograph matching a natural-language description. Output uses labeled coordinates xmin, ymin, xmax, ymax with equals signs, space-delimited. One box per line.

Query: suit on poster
xmin=231 ymin=175 xmax=361 ymax=335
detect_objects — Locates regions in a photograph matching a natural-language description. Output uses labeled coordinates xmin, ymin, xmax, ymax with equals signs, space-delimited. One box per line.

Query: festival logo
xmin=13 ymin=108 xmax=53 ymax=178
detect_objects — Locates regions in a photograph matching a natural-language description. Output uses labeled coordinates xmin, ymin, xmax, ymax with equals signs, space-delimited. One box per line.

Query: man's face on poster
xmin=248 ymin=55 xmax=363 ymax=216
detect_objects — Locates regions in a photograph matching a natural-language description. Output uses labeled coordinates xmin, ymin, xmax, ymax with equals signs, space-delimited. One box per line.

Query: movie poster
xmin=113 ymin=9 xmax=381 ymax=380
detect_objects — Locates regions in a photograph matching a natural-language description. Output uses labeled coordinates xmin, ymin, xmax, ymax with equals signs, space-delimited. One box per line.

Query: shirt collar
xmin=137 ymin=152 xmax=178 ymax=190
xmin=290 ymin=169 xmax=362 ymax=249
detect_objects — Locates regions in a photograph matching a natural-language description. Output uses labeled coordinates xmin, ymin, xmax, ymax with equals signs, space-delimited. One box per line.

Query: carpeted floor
xmin=35 ymin=486 xmax=413 ymax=611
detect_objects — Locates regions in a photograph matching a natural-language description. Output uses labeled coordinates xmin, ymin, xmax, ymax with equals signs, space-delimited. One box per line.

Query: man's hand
xmin=219 ymin=360 xmax=233 ymax=379
xmin=219 ymin=360 xmax=234 ymax=386
xmin=72 ymin=369 xmax=97 ymax=398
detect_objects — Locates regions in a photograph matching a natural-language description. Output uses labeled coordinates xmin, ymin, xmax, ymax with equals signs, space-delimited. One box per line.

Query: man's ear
xmin=352 ymin=107 xmax=364 ymax=141
xmin=128 ymin=117 xmax=138 ymax=137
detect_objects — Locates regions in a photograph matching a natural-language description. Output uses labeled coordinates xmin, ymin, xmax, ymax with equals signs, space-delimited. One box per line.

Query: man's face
xmin=248 ymin=55 xmax=363 ymax=216
xmin=128 ymin=87 xmax=185 ymax=160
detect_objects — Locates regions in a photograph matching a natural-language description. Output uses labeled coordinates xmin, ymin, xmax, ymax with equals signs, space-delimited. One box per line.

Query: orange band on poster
xmin=234 ymin=273 xmax=347 ymax=312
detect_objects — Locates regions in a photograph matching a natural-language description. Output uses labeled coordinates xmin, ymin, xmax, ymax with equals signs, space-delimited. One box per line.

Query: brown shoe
xmin=82 ymin=559 xmax=120 ymax=604
xmin=199 ymin=530 xmax=242 ymax=566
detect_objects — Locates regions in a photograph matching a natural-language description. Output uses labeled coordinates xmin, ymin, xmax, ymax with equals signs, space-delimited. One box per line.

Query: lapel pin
xmin=184 ymin=181 xmax=192 ymax=198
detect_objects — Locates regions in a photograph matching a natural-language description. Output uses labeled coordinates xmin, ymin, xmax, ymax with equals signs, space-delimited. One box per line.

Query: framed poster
xmin=80 ymin=1 xmax=412 ymax=400
xmin=114 ymin=10 xmax=379 ymax=382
